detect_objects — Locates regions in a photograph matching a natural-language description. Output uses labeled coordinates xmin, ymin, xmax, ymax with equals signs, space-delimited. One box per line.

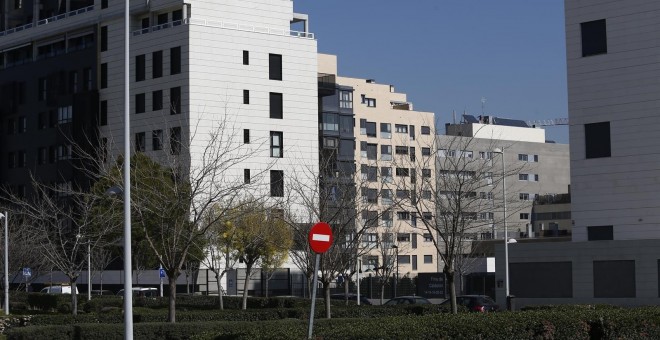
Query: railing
xmin=0 ymin=5 xmax=94 ymax=37
xmin=181 ymin=18 xmax=314 ymax=39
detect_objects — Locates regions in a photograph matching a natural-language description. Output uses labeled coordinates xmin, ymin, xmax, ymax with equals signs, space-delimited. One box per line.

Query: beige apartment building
xmin=319 ymin=54 xmax=437 ymax=279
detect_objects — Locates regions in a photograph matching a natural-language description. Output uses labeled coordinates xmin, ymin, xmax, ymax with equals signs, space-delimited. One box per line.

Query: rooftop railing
xmin=0 ymin=5 xmax=94 ymax=37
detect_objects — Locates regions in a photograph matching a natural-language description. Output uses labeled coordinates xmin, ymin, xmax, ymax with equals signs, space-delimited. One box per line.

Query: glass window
xmin=339 ymin=90 xmax=353 ymax=109
xmin=421 ymin=126 xmax=431 ymax=135
xmin=170 ymin=127 xmax=181 ymax=155
xmin=136 ymin=55 xmax=145 ymax=82
xmin=170 ymin=87 xmax=181 ymax=115
xmin=585 ymin=121 xmax=611 ymax=158
xmin=135 ymin=132 xmax=145 ymax=152
xmin=153 ymin=51 xmax=163 ymax=78
xmin=270 ymin=131 xmax=283 ymax=158
xmin=395 ymin=124 xmax=408 ymax=133
xmin=152 ymin=130 xmax=163 ymax=150
xmin=170 ymin=46 xmax=181 ymax=75
xmin=322 ymin=113 xmax=339 ymax=131
xmin=270 ymin=93 xmax=283 ymax=119
xmin=153 ymin=90 xmax=163 ymax=111
xmin=269 ymin=53 xmax=282 ymax=80
xmin=581 ymin=19 xmax=607 ymax=57
xmin=270 ymin=170 xmax=284 ymax=197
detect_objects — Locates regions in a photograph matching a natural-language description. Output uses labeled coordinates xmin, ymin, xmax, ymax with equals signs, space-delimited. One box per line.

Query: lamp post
xmin=493 ymin=148 xmax=509 ymax=305
xmin=356 ymin=258 xmax=361 ymax=306
xmin=87 ymin=243 xmax=91 ymax=301
xmin=391 ymin=245 xmax=399 ymax=297
xmin=0 ymin=212 xmax=8 ymax=315
xmin=123 ymin=0 xmax=133 ymax=338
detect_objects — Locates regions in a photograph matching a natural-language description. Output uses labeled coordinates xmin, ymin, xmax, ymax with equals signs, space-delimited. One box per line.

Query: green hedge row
xmin=6 ymin=308 xmax=660 ymax=340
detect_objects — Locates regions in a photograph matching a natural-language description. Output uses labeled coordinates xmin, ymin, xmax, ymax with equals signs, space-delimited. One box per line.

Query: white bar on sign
xmin=312 ymin=234 xmax=330 ymax=242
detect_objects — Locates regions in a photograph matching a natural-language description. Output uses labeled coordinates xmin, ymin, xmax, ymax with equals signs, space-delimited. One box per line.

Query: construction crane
xmin=526 ymin=118 xmax=569 ymax=127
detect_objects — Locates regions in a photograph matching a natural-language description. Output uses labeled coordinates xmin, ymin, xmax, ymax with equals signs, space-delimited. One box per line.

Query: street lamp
xmin=391 ymin=245 xmax=399 ymax=297
xmin=0 ymin=212 xmax=8 ymax=315
xmin=492 ymin=148 xmax=509 ymax=306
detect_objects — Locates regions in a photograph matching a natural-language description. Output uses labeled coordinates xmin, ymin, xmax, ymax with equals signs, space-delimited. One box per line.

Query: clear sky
xmin=293 ymin=0 xmax=569 ymax=143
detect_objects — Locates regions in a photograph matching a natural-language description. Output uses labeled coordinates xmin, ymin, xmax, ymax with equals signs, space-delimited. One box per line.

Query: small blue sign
xmin=22 ymin=267 xmax=31 ymax=277
xmin=159 ymin=268 xmax=166 ymax=278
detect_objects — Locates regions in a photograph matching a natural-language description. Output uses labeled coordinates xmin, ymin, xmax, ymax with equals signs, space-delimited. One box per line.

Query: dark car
xmin=441 ymin=295 xmax=499 ymax=312
xmin=330 ymin=293 xmax=372 ymax=305
xmin=383 ymin=296 xmax=432 ymax=305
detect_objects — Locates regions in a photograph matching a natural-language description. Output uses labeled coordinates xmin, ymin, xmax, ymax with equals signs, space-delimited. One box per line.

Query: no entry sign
xmin=308 ymin=222 xmax=333 ymax=253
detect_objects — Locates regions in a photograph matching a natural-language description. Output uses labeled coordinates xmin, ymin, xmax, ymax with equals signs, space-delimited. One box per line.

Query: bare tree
xmin=90 ymin=247 xmax=116 ymax=292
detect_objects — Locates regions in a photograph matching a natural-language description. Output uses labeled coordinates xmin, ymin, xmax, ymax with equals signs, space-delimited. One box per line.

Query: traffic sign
xmin=159 ymin=268 xmax=166 ymax=278
xmin=308 ymin=222 xmax=333 ymax=254
xmin=22 ymin=267 xmax=31 ymax=277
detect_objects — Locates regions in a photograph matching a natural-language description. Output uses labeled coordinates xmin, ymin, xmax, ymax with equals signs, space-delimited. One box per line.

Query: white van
xmin=40 ymin=285 xmax=79 ymax=294
xmin=117 ymin=287 xmax=158 ymax=298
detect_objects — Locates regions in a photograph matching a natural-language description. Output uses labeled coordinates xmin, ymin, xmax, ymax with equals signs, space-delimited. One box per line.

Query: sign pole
xmin=307 ymin=253 xmax=320 ymax=340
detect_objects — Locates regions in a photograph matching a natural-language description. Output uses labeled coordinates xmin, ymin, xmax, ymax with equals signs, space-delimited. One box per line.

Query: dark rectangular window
xmin=244 ymin=169 xmax=250 ymax=184
xmin=585 ymin=121 xmax=611 ymax=159
xmin=38 ymin=147 xmax=47 ymax=165
xmin=100 ymin=26 xmax=108 ymax=52
xmin=141 ymin=18 xmax=149 ymax=29
xmin=270 ymin=131 xmax=283 ymax=158
xmin=366 ymin=121 xmax=376 ymax=137
xmin=412 ymin=255 xmax=418 ymax=270
xmin=136 ymin=55 xmax=145 ymax=81
xmin=84 ymin=68 xmax=93 ymax=91
xmin=152 ymin=130 xmax=163 ymax=150
xmin=170 ymin=127 xmax=181 ymax=155
xmin=157 ymin=13 xmax=168 ymax=25
xmin=99 ymin=101 xmax=108 ymax=126
xmin=153 ymin=51 xmax=163 ymax=78
xmin=38 ymin=112 xmax=47 ymax=129
xmin=172 ymin=10 xmax=183 ymax=22
xmin=510 ymin=262 xmax=573 ymax=298
xmin=587 ymin=225 xmax=613 ymax=241
xmin=243 ymin=50 xmax=249 ymax=65
xmin=581 ymin=19 xmax=607 ymax=57
xmin=170 ymin=87 xmax=181 ymax=115
xmin=424 ymin=255 xmax=433 ymax=264
xmin=152 ymin=90 xmax=163 ymax=111
xmin=102 ymin=0 xmax=108 ymax=9
xmin=270 ymin=170 xmax=284 ymax=197
xmin=170 ymin=47 xmax=181 ymax=75
xmin=135 ymin=93 xmax=145 ymax=114
xmin=269 ymin=54 xmax=282 ymax=80
xmin=269 ymin=92 xmax=283 ymax=119
xmin=135 ymin=132 xmax=145 ymax=152
xmin=243 ymin=90 xmax=250 ymax=104
xmin=243 ymin=129 xmax=250 ymax=144
xmin=100 ymin=63 xmax=108 ymax=88
xmin=593 ymin=260 xmax=635 ymax=298
xmin=421 ymin=126 xmax=431 ymax=135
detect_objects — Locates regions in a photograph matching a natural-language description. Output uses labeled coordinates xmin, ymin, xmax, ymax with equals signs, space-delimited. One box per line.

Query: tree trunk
xmin=167 ymin=275 xmax=177 ymax=322
xmin=215 ymin=272 xmax=223 ymax=310
xmin=241 ymin=266 xmax=252 ymax=310
xmin=380 ymin=281 xmax=385 ymax=305
xmin=323 ymin=283 xmax=331 ymax=319
xmin=343 ymin=278 xmax=350 ymax=306
xmin=264 ymin=272 xmax=269 ymax=298
xmin=70 ymin=278 xmax=78 ymax=315
xmin=446 ymin=270 xmax=457 ymax=314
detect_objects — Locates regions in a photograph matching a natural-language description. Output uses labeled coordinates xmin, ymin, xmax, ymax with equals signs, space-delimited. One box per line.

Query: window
xmin=398 ymin=256 xmax=411 ymax=265
xmin=410 ymin=147 xmax=416 ymax=161
xmin=101 ymin=0 xmax=108 ymax=9
xmin=520 ymin=213 xmax=529 ymax=220
xmin=395 ymin=167 xmax=409 ymax=177
xmin=381 ymin=145 xmax=392 ymax=161
xmin=269 ymin=93 xmax=283 ymax=119
xmin=135 ymin=132 xmax=145 ymax=152
xmin=323 ymin=137 xmax=337 ymax=149
xmin=99 ymin=101 xmax=107 ymax=126
xmin=422 ymin=190 xmax=431 ymax=200
xmin=38 ymin=147 xmax=47 ymax=165
xmin=18 ymin=117 xmax=26 ymax=133
xmin=534 ymin=174 xmax=539 ymax=182
xmin=17 ymin=151 xmax=26 ymax=167
xmin=381 ymin=123 xmax=391 ymax=139
xmin=69 ymin=71 xmax=78 ymax=93
xmin=519 ymin=193 xmax=530 ymax=201
xmin=170 ymin=87 xmax=181 ymax=115
xmin=395 ymin=124 xmax=408 ymax=133
xmin=243 ymin=90 xmax=250 ymax=104
xmin=7 ymin=152 xmax=16 ymax=168
xmin=153 ymin=90 xmax=163 ymax=110
xmin=362 ymin=95 xmax=376 ymax=107
xmin=396 ymin=189 xmax=410 ymax=199
xmin=422 ymin=169 xmax=431 ymax=178
xmin=270 ymin=170 xmax=284 ymax=197
xmin=57 ymin=106 xmax=73 ymax=124
xmin=381 ymin=189 xmax=393 ymax=206
xmin=397 ymin=211 xmax=410 ymax=220
xmin=56 ymin=144 xmax=72 ymax=160
xmin=395 ymin=146 xmax=408 ymax=155
xmin=339 ymin=90 xmax=352 ymax=109
xmin=172 ymin=9 xmax=183 ymax=23
xmin=423 ymin=233 xmax=433 ymax=242
xmin=38 ymin=113 xmax=47 ymax=130
xmin=363 ymin=234 xmax=378 ymax=248
xmin=593 ymin=260 xmax=635 ymax=298
xmin=136 ymin=55 xmax=145 ymax=81
xmin=152 ymin=130 xmax=163 ymax=150
xmin=38 ymin=78 xmax=47 ymax=100
xmin=421 ymin=126 xmax=431 ymax=135
xmin=157 ymin=13 xmax=168 ymax=25
xmin=588 ymin=225 xmax=613 ymax=241
xmin=581 ymin=19 xmax=607 ymax=57
xmin=366 ymin=143 xmax=377 ymax=160
xmin=170 ymin=46 xmax=181 ymax=75
xmin=243 ymin=50 xmax=249 ymax=65
xmin=412 ymin=255 xmax=418 ymax=270
xmin=101 ymin=63 xmax=108 ymax=88
xmin=153 ymin=51 xmax=163 ymax=78
xmin=519 ymin=174 xmax=529 ymax=181
xmin=409 ymin=125 xmax=415 ymax=141
xmin=518 ymin=154 xmax=528 ymax=161
xmin=243 ymin=129 xmax=250 ymax=144
xmin=381 ymin=167 xmax=393 ymax=183
xmin=533 ymin=155 xmax=539 ymax=162
xmin=585 ymin=121 xmax=611 ymax=158
xmin=359 ymin=119 xmax=367 ymax=135
xmin=269 ymin=53 xmax=282 ymax=80
xmin=366 ymin=121 xmax=376 ymax=137
xmin=422 ymin=147 xmax=431 ymax=156
xmin=84 ymin=68 xmax=93 ymax=91
xmin=135 ymin=93 xmax=145 ymax=114
xmin=360 ymin=165 xmax=377 ymax=182
xmin=424 ymin=255 xmax=433 ymax=264
xmin=100 ymin=26 xmax=108 ymax=52
xmin=361 ymin=187 xmax=378 ymax=203
xmin=322 ymin=113 xmax=338 ymax=131
xmin=244 ymin=169 xmax=250 ymax=184
xmin=141 ymin=17 xmax=149 ymax=29
xmin=397 ymin=233 xmax=410 ymax=243
xmin=170 ymin=127 xmax=181 ymax=155
xmin=270 ymin=131 xmax=283 ymax=158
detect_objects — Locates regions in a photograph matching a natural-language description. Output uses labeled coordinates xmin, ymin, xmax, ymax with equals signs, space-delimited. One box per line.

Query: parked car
xmin=117 ymin=287 xmax=159 ymax=298
xmin=440 ymin=295 xmax=499 ymax=312
xmin=90 ymin=289 xmax=114 ymax=296
xmin=383 ymin=296 xmax=432 ymax=305
xmin=40 ymin=285 xmax=79 ymax=294
xmin=330 ymin=293 xmax=372 ymax=305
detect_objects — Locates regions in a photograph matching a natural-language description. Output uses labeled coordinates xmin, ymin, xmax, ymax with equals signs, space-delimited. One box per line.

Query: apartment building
xmin=494 ymin=0 xmax=660 ymax=308
xmin=318 ymin=54 xmax=437 ymax=279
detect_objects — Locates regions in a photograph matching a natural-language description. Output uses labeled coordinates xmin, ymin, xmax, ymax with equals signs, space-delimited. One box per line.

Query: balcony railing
xmin=0 ymin=5 xmax=94 ymax=37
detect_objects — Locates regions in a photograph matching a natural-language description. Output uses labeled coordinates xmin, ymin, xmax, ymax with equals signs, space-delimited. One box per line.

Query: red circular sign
xmin=308 ymin=222 xmax=333 ymax=253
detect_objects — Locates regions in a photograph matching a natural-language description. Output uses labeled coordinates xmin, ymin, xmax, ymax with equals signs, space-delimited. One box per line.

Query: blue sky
xmin=294 ymin=0 xmax=569 ymax=143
